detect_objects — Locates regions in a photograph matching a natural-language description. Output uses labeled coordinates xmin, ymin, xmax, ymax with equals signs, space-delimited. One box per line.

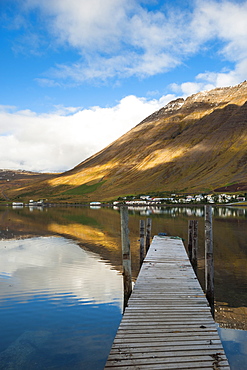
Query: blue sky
xmin=0 ymin=0 xmax=247 ymax=172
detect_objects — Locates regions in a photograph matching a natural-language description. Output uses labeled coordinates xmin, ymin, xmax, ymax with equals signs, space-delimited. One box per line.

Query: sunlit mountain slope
xmin=4 ymin=81 xmax=247 ymax=202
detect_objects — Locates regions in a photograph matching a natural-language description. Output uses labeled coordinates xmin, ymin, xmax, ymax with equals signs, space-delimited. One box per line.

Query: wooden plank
xmin=107 ymin=350 xmax=228 ymax=361
xmin=110 ymin=341 xmax=222 ymax=349
xmin=119 ymin=319 xmax=215 ymax=325
xmin=106 ymin=363 xmax=230 ymax=370
xmin=105 ymin=236 xmax=230 ymax=369
xmin=112 ymin=335 xmax=223 ymax=343
xmin=114 ymin=333 xmax=223 ymax=341
xmin=105 ymin=356 xmax=229 ymax=367
xmin=113 ymin=337 xmax=222 ymax=344
xmin=109 ymin=344 xmax=225 ymax=354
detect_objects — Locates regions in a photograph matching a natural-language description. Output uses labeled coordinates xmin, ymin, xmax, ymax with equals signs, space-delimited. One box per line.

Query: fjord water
xmin=0 ymin=205 xmax=246 ymax=369
xmin=0 ymin=235 xmax=123 ymax=370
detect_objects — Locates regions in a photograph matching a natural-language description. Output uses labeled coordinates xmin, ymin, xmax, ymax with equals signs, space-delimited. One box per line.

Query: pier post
xmin=120 ymin=206 xmax=132 ymax=309
xmin=139 ymin=219 xmax=145 ymax=268
xmin=146 ymin=218 xmax=152 ymax=252
xmin=188 ymin=220 xmax=198 ymax=275
xmin=188 ymin=220 xmax=193 ymax=261
xmin=192 ymin=220 xmax=198 ymax=274
xmin=205 ymin=205 xmax=214 ymax=318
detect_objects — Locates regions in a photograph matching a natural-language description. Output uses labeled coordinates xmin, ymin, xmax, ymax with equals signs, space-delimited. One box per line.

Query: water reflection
xmin=124 ymin=204 xmax=247 ymax=218
xmin=218 ymin=328 xmax=247 ymax=370
xmin=0 ymin=236 xmax=122 ymax=305
xmin=0 ymin=236 xmax=122 ymax=369
xmin=0 ymin=204 xmax=246 ymax=368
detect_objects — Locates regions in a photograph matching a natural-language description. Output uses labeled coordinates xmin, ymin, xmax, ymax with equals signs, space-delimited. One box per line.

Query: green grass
xmin=62 ymin=181 xmax=106 ymax=195
xmin=226 ymin=183 xmax=234 ymax=187
xmin=64 ymin=214 xmax=100 ymax=226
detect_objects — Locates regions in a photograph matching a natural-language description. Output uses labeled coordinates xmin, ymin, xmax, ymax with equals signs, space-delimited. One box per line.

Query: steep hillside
xmin=5 ymin=82 xmax=247 ymax=202
xmin=0 ymin=170 xmax=55 ymax=201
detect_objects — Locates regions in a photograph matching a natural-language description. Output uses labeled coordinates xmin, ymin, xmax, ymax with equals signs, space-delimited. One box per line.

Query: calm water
xmin=0 ymin=205 xmax=246 ymax=369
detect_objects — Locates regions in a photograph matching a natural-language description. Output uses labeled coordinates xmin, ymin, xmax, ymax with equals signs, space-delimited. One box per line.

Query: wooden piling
xmin=139 ymin=220 xmax=145 ymax=268
xmin=145 ymin=218 xmax=152 ymax=252
xmin=188 ymin=220 xmax=198 ymax=274
xmin=192 ymin=220 xmax=198 ymax=274
xmin=205 ymin=205 xmax=214 ymax=318
xmin=188 ymin=220 xmax=193 ymax=261
xmin=120 ymin=206 xmax=132 ymax=309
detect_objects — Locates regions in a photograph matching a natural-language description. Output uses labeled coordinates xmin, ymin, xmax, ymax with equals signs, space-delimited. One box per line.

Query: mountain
xmin=3 ymin=81 xmax=247 ymax=202
xmin=0 ymin=170 xmax=55 ymax=201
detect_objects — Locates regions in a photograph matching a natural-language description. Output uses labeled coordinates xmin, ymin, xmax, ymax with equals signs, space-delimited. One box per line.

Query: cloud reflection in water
xmin=0 ymin=236 xmax=123 ymax=305
xmin=0 ymin=236 xmax=123 ymax=369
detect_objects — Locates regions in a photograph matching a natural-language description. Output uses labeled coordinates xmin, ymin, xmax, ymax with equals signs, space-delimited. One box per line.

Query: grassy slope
xmin=4 ymin=82 xmax=247 ymax=202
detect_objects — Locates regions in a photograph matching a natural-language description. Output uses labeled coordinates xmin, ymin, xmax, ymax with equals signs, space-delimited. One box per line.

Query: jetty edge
xmin=104 ymin=235 xmax=230 ymax=369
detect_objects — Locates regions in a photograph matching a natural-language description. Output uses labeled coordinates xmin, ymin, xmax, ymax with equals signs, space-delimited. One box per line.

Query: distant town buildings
xmin=114 ymin=193 xmax=246 ymax=205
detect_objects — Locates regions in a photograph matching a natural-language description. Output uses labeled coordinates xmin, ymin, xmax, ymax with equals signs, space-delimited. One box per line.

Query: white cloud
xmin=192 ymin=0 xmax=247 ymax=61
xmin=168 ymin=0 xmax=247 ymax=96
xmin=51 ymin=52 xmax=179 ymax=83
xmin=25 ymin=0 xmax=131 ymax=51
xmin=2 ymin=1 xmax=247 ymax=175
xmin=196 ymin=59 xmax=247 ymax=87
xmin=170 ymin=81 xmax=215 ymax=97
xmin=0 ymin=105 xmax=17 ymax=112
xmin=172 ymin=57 xmax=247 ymax=96
xmin=35 ymin=78 xmax=61 ymax=88
xmin=19 ymin=0 xmax=247 ymax=83
xmin=0 ymin=94 xmax=174 ymax=172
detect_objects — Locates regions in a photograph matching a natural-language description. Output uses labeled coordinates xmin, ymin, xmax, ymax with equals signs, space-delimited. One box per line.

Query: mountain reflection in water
xmin=0 ymin=204 xmax=246 ymax=369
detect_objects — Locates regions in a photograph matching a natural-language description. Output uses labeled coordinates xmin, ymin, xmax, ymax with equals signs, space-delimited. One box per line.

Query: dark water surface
xmin=0 ymin=205 xmax=246 ymax=369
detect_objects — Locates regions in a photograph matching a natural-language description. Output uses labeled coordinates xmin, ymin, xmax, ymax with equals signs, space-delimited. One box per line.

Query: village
xmin=113 ymin=193 xmax=247 ymax=206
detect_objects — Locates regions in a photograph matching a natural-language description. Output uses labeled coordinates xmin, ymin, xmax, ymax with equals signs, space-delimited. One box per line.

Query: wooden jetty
xmin=105 ymin=235 xmax=230 ymax=369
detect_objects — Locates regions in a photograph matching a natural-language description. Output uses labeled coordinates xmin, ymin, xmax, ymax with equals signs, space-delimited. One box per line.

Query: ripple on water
xmin=0 ymin=236 xmax=123 ymax=369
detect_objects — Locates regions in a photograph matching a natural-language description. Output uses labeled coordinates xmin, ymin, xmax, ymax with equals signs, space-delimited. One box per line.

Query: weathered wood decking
xmin=105 ymin=235 xmax=230 ymax=369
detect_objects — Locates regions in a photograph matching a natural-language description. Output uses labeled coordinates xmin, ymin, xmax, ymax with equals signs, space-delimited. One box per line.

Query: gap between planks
xmin=105 ymin=236 xmax=230 ymax=369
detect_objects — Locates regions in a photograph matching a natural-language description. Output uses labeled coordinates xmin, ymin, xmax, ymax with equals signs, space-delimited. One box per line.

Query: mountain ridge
xmin=2 ymin=81 xmax=247 ymax=202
